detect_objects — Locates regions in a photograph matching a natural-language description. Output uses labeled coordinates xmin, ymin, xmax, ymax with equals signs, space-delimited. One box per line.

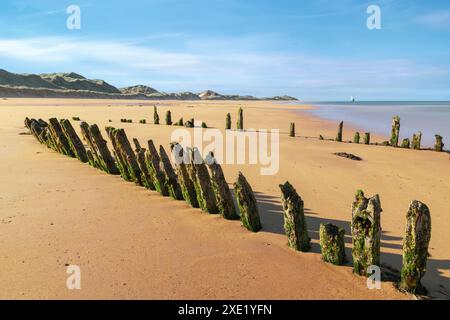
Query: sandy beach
xmin=0 ymin=98 xmax=449 ymax=299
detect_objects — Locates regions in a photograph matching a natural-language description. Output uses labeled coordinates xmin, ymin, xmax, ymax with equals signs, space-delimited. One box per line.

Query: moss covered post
xmin=159 ymin=145 xmax=183 ymax=200
xmin=411 ymin=132 xmax=422 ymax=150
xmin=363 ymin=132 xmax=371 ymax=145
xmin=48 ymin=118 xmax=75 ymax=157
xmin=170 ymin=143 xmax=199 ymax=208
xmin=237 ymin=107 xmax=243 ymax=131
xmin=111 ymin=128 xmax=142 ymax=185
xmin=187 ymin=148 xmax=219 ymax=214
xmin=234 ymin=172 xmax=262 ymax=232
xmin=226 ymin=113 xmax=231 ymax=130
xmin=390 ymin=116 xmax=401 ymax=147
xmin=85 ymin=123 xmax=119 ymax=174
xmin=335 ymin=121 xmax=343 ymax=142
xmin=206 ymin=152 xmax=239 ymax=220
xmin=279 ymin=181 xmax=311 ymax=252
xmin=145 ymin=140 xmax=169 ymax=196
xmin=60 ymin=119 xmax=89 ymax=163
xmin=351 ymin=190 xmax=382 ymax=276
xmin=153 ymin=106 xmax=160 ymax=125
xmin=401 ymin=138 xmax=410 ymax=149
xmin=434 ymin=135 xmax=444 ymax=152
xmin=165 ymin=110 xmax=172 ymax=125
xmin=353 ymin=132 xmax=360 ymax=144
xmin=319 ymin=223 xmax=346 ymax=265
xmin=399 ymin=201 xmax=431 ymax=294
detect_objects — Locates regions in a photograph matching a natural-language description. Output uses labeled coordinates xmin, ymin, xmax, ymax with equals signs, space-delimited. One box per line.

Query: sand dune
xmin=0 ymin=98 xmax=448 ymax=299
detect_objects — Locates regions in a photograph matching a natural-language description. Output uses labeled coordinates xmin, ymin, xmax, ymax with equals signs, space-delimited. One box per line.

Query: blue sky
xmin=0 ymin=0 xmax=450 ymax=100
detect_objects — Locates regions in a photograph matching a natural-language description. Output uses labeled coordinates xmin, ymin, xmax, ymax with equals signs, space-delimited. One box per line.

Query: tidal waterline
xmin=295 ymin=101 xmax=450 ymax=147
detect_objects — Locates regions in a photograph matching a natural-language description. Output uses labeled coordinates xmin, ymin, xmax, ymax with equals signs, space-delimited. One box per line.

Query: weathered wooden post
xmin=399 ymin=201 xmax=431 ymax=294
xmin=60 ymin=119 xmax=88 ymax=163
xmin=335 ymin=121 xmax=343 ymax=142
xmin=390 ymin=116 xmax=401 ymax=147
xmin=411 ymin=132 xmax=422 ymax=150
xmin=170 ymin=143 xmax=199 ymax=208
xmin=434 ymin=135 xmax=444 ymax=152
xmin=363 ymin=132 xmax=371 ymax=145
xmin=106 ymin=126 xmax=130 ymax=180
xmin=226 ymin=113 xmax=231 ymax=130
xmin=187 ymin=148 xmax=219 ymax=214
xmin=351 ymin=190 xmax=382 ymax=276
xmin=176 ymin=118 xmax=184 ymax=126
xmin=289 ymin=122 xmax=295 ymax=137
xmin=279 ymin=181 xmax=310 ymax=252
xmin=237 ymin=107 xmax=243 ymax=130
xmin=234 ymin=172 xmax=262 ymax=232
xmin=184 ymin=119 xmax=194 ymax=128
xmin=112 ymin=128 xmax=142 ymax=185
xmin=353 ymin=132 xmax=360 ymax=144
xmin=319 ymin=223 xmax=346 ymax=265
xmin=86 ymin=123 xmax=119 ymax=174
xmin=48 ymin=118 xmax=75 ymax=157
xmin=206 ymin=152 xmax=239 ymax=220
xmin=145 ymin=140 xmax=169 ymax=196
xmin=165 ymin=110 xmax=172 ymax=125
xmin=159 ymin=145 xmax=183 ymax=200
xmin=154 ymin=106 xmax=160 ymax=124
xmin=135 ymin=147 xmax=155 ymax=190
xmin=401 ymin=138 xmax=410 ymax=149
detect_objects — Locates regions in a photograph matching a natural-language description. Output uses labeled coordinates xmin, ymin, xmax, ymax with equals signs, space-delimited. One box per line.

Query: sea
xmin=295 ymin=101 xmax=450 ymax=147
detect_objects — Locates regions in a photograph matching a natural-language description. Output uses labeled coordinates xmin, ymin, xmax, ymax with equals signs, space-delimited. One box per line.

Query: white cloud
xmin=0 ymin=36 xmax=448 ymax=99
xmin=415 ymin=11 xmax=450 ymax=30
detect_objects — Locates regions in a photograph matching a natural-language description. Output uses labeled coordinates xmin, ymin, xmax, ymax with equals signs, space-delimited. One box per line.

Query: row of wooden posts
xmin=332 ymin=116 xmax=444 ymax=151
xmin=24 ymin=116 xmax=431 ymax=295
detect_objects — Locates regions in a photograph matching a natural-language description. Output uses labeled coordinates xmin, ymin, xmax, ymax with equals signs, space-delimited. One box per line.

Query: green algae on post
xmin=363 ymin=132 xmax=370 ymax=145
xmin=401 ymin=138 xmax=410 ymax=149
xmin=153 ymin=106 xmax=160 ymax=125
xmin=146 ymin=140 xmax=169 ymax=196
xmin=390 ymin=116 xmax=401 ymax=147
xmin=60 ymin=119 xmax=88 ymax=163
xmin=319 ymin=223 xmax=346 ymax=265
xmin=165 ymin=110 xmax=172 ymax=125
xmin=234 ymin=172 xmax=262 ymax=232
xmin=353 ymin=132 xmax=360 ymax=144
xmin=237 ymin=107 xmax=244 ymax=131
xmin=351 ymin=190 xmax=382 ymax=276
xmin=279 ymin=181 xmax=310 ymax=252
xmin=226 ymin=113 xmax=231 ymax=130
xmin=400 ymin=200 xmax=431 ymax=294
xmin=411 ymin=132 xmax=422 ymax=150
xmin=159 ymin=145 xmax=184 ymax=200
xmin=206 ymin=152 xmax=239 ymax=220
xmin=434 ymin=135 xmax=444 ymax=152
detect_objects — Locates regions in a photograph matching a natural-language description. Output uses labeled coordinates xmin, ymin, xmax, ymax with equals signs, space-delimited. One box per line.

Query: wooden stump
xmin=154 ymin=106 xmax=160 ymax=124
xmin=136 ymin=148 xmax=155 ymax=190
xmin=237 ymin=107 xmax=243 ymax=130
xmin=319 ymin=223 xmax=346 ymax=265
xmin=105 ymin=126 xmax=131 ymax=180
xmin=412 ymin=132 xmax=422 ymax=150
xmin=234 ymin=172 xmax=262 ymax=232
xmin=48 ymin=118 xmax=74 ymax=157
xmin=226 ymin=113 xmax=231 ymax=130
xmin=111 ymin=129 xmax=143 ymax=185
xmin=187 ymin=148 xmax=219 ymax=214
xmin=165 ymin=110 xmax=172 ymax=125
xmin=279 ymin=181 xmax=310 ymax=252
xmin=289 ymin=122 xmax=295 ymax=137
xmin=434 ymin=135 xmax=444 ymax=152
xmin=353 ymin=132 xmax=360 ymax=144
xmin=390 ymin=116 xmax=401 ymax=147
xmin=351 ymin=190 xmax=382 ymax=276
xmin=170 ymin=143 xmax=199 ymax=208
xmin=400 ymin=201 xmax=431 ymax=294
xmin=401 ymin=138 xmax=410 ymax=149
xmin=146 ymin=140 xmax=169 ymax=196
xmin=206 ymin=152 xmax=239 ymax=220
xmin=335 ymin=121 xmax=343 ymax=142
xmin=159 ymin=145 xmax=183 ymax=200
xmin=60 ymin=119 xmax=88 ymax=163
xmin=363 ymin=132 xmax=371 ymax=145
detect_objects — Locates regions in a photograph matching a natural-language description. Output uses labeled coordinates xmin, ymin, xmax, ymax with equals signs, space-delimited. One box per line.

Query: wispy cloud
xmin=415 ymin=11 xmax=450 ymax=30
xmin=0 ymin=36 xmax=448 ymax=99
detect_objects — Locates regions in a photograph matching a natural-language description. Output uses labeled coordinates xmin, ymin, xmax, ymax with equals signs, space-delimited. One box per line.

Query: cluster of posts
xmin=24 ymin=116 xmax=263 ymax=235
xmin=333 ymin=116 xmax=445 ymax=152
xmin=25 ymin=114 xmax=432 ymax=296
